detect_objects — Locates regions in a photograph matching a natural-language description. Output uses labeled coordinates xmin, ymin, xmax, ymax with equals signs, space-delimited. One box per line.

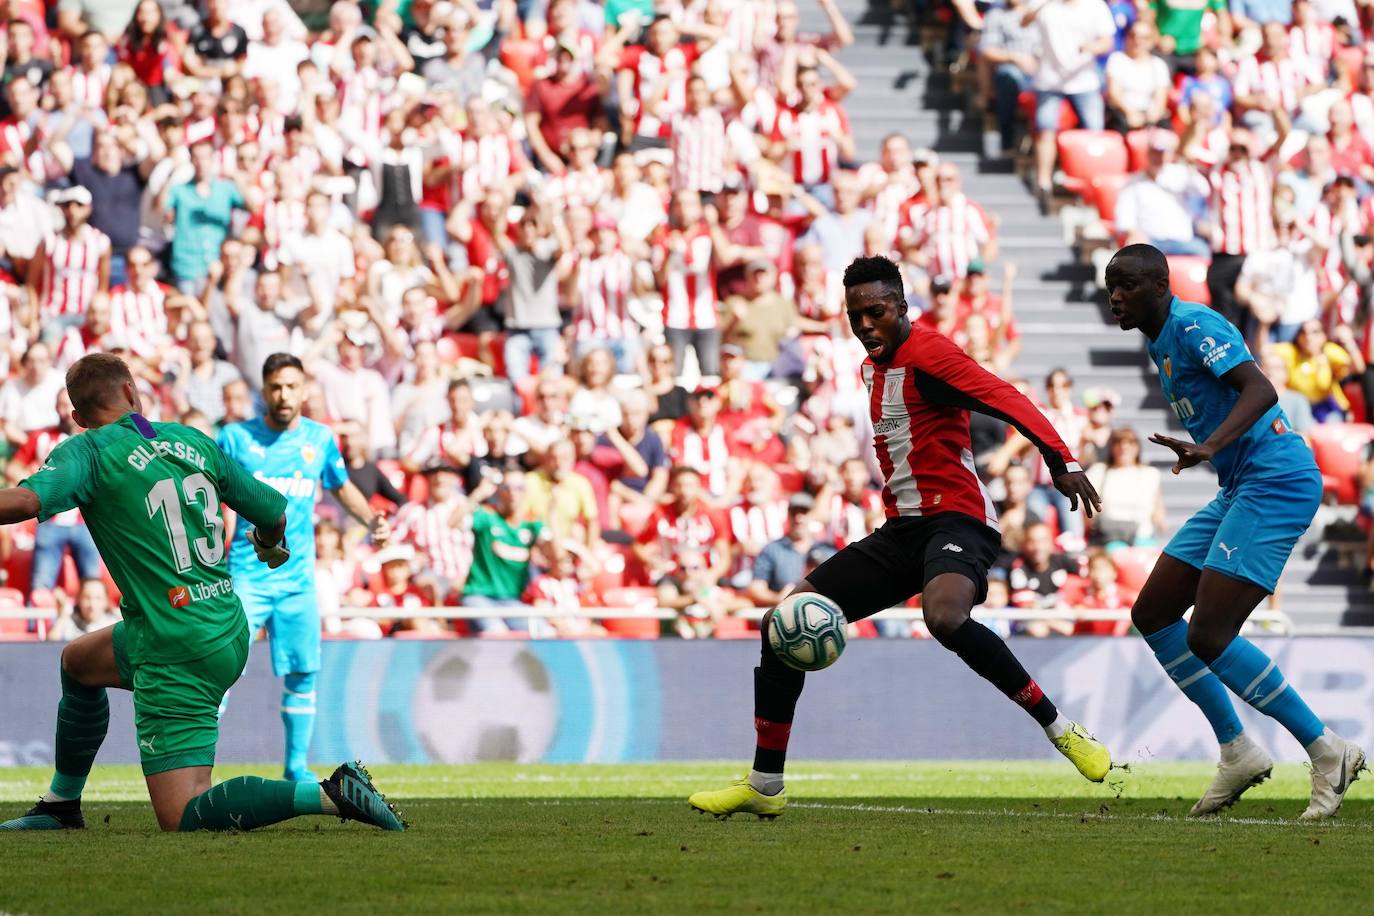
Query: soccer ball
xmin=767 ymin=593 xmax=847 ymax=671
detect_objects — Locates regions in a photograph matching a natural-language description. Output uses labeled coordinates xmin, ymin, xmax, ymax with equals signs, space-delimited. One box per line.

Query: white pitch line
xmin=420 ymin=797 xmax=1369 ymax=829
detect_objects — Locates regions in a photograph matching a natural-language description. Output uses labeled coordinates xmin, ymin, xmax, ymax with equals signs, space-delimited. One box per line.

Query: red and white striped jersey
xmin=67 ymin=64 xmax=111 ymax=111
xmin=669 ymin=107 xmax=728 ymax=193
xmin=524 ymin=573 xmax=582 ymax=611
xmin=1233 ymin=53 xmax=1319 ymax=114
xmin=38 ymin=227 xmax=110 ymax=322
xmin=729 ymin=498 xmax=787 ymax=550
xmin=545 ymin=165 xmax=607 ymax=209
xmin=859 ymin=164 xmax=921 ymax=250
xmin=795 ymin=270 xmax=844 ymax=322
xmin=862 ymin=324 xmax=1079 ymax=526
xmin=109 ymin=281 xmax=171 ymax=359
xmin=393 ymin=498 xmax=472 ymax=581
xmin=654 ymin=225 xmax=717 ymax=329
xmin=1289 ymin=22 xmax=1335 ymax=70
xmin=619 ymin=44 xmax=700 ymax=138
xmin=260 ymin=195 xmax=307 ymax=268
xmin=635 ymin=500 xmax=730 ymax=572
xmin=919 ymin=192 xmax=992 ymax=279
xmin=823 ymin=489 xmax=884 ymax=546
xmin=574 ymin=250 xmax=636 ymax=339
xmin=0 ymin=117 xmax=53 ymax=179
xmin=54 ymin=324 xmax=101 ymax=371
xmin=896 ymin=191 xmax=934 ymax=248
xmin=1209 ymin=160 xmax=1275 ymax=255
xmin=184 ymin=116 xmax=217 ymax=147
xmin=771 ymin=97 xmax=850 ymax=187
xmin=247 ymin=110 xmax=287 ymax=157
xmin=670 ymin=419 xmax=731 ymax=496
xmin=337 ymin=66 xmax=384 ymax=163
xmin=460 ymin=132 xmax=525 ymax=201
xmin=405 ymin=420 xmax=488 ymax=471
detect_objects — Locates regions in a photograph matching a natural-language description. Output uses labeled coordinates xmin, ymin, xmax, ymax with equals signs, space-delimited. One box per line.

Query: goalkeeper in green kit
xmin=0 ymin=354 xmax=405 ymax=832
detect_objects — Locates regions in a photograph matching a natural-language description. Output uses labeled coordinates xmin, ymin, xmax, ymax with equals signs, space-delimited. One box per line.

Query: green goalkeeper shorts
xmin=111 ymin=621 xmax=250 ymax=777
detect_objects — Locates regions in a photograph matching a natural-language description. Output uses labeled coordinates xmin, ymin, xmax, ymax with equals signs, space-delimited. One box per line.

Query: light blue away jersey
xmin=1146 ymin=297 xmax=1315 ymax=490
xmin=218 ymin=417 xmax=348 ymax=587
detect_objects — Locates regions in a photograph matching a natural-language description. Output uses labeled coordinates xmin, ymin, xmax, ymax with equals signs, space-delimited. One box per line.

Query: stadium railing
xmin=0 ymin=606 xmax=1295 ymax=635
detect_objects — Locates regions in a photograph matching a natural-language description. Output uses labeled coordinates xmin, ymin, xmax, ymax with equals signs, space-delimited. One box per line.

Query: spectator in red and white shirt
xmin=402 ymin=378 xmax=488 ymax=474
xmin=755 ymin=0 xmax=854 ymax=96
xmin=653 ymin=189 xmax=727 ymax=377
xmin=770 ymin=53 xmax=856 ymax=196
xmin=1233 ymin=23 xmax=1321 ymax=131
xmin=608 ymin=14 xmax=706 ymax=145
xmin=632 ymin=464 xmax=732 ymax=583
xmin=666 ymin=75 xmax=728 ymax=194
xmin=109 ymin=245 xmax=173 ymax=360
xmin=368 ymin=544 xmax=445 ymax=636
xmin=918 ymin=163 xmax=996 ymax=283
xmin=460 ymin=97 xmax=530 ymax=201
xmin=670 ymin=387 xmax=733 ymax=498
xmin=393 ymin=465 xmax=472 ymax=603
xmin=573 ymin=217 xmax=641 ymax=373
xmin=27 ymin=185 xmax=110 ymax=333
xmin=1206 ymin=127 xmax=1277 ymax=326
xmin=818 ymin=456 xmax=884 ymax=547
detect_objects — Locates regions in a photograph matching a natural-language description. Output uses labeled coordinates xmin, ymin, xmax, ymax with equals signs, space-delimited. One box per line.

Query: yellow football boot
xmin=1052 ymin=722 xmax=1112 ymax=783
xmin=688 ymin=779 xmax=786 ymax=820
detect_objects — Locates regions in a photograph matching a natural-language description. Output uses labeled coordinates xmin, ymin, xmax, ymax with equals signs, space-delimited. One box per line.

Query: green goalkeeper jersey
xmin=20 ymin=413 xmax=287 ymax=666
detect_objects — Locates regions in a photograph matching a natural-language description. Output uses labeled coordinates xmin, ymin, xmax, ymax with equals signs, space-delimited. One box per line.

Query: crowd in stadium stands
xmin=0 ymin=0 xmax=1341 ymax=643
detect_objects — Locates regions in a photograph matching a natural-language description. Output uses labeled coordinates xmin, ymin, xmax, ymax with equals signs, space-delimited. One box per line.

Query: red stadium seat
xmin=601 ymin=616 xmax=661 ymax=639
xmin=0 ymin=587 xmax=30 ymax=637
xmin=1110 ymin=547 xmax=1161 ymax=592
xmin=1167 ymin=256 xmax=1211 ymax=305
xmin=1019 ymin=91 xmax=1078 ymax=132
xmin=713 ymin=616 xmax=755 ymax=639
xmin=1089 ymin=172 xmax=1132 ymax=227
xmin=589 ymin=549 xmax=630 ymax=595
xmin=1124 ymin=130 xmax=1153 ymax=172
xmin=1308 ymin=423 xmax=1374 ymax=504
xmin=1056 ymin=130 xmax=1129 ymax=198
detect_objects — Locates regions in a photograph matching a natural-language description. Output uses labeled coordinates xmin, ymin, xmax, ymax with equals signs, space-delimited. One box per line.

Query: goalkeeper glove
xmin=246 ymin=528 xmax=291 ymax=569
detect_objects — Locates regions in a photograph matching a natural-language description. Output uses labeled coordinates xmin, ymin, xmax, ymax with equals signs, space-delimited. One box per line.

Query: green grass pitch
xmin=1 ymin=761 xmax=1370 ymax=914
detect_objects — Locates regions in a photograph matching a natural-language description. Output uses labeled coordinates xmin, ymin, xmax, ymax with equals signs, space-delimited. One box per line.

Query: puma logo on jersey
xmin=1183 ymin=320 xmax=1201 ymax=332
xmin=139 ymin=736 xmax=157 ymax=753
xmin=942 ymin=543 xmax=963 ymax=553
xmin=1218 ymin=542 xmax=1238 ymax=560
xmin=230 ymin=813 xmax=244 ymax=829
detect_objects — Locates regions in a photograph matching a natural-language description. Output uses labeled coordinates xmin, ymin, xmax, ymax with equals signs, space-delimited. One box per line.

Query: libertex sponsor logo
xmin=168 ymin=578 xmax=234 ymax=608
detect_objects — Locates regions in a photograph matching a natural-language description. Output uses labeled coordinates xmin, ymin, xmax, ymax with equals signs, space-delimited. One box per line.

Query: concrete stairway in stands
xmin=822 ymin=0 xmax=1374 ymax=627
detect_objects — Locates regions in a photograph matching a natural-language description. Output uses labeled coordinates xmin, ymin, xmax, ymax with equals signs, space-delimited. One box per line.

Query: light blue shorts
xmin=238 ymin=585 xmax=320 ymax=676
xmin=1162 ymin=468 xmax=1323 ymax=593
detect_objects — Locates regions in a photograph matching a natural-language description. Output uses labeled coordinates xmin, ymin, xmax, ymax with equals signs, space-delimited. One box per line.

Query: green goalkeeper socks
xmin=45 ymin=668 xmax=109 ymax=802
xmin=178 ymin=777 xmax=329 ymax=832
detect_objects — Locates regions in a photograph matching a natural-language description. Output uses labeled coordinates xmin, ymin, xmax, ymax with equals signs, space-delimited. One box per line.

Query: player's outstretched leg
xmin=172 ymin=764 xmax=406 ymax=832
xmin=688 ymin=617 xmax=796 ymax=820
xmin=0 ymin=630 xmax=122 ymax=831
xmin=1189 ymin=571 xmax=1366 ymax=820
xmin=281 ymin=672 xmax=319 ymax=782
xmin=922 ymin=574 xmax=1112 ymax=782
xmin=1131 ymin=556 xmax=1270 ymax=816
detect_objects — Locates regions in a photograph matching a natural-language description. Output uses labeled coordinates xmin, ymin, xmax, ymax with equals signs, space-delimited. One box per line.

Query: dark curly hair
xmin=842 ymin=255 xmax=904 ymax=299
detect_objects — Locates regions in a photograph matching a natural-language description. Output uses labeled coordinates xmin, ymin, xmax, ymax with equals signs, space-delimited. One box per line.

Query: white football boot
xmin=1189 ymin=733 xmax=1274 ymax=817
xmin=1300 ymin=730 xmax=1367 ymax=821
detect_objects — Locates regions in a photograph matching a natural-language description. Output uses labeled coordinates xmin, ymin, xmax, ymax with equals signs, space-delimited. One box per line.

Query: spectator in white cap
xmin=27 ymin=184 xmax=110 ymax=339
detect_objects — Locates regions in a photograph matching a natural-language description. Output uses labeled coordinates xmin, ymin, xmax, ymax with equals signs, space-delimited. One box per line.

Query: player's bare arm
xmin=0 ymin=485 xmax=40 ymax=524
xmin=332 ymin=479 xmax=391 ymax=545
xmin=1151 ymin=362 xmax=1278 ymax=475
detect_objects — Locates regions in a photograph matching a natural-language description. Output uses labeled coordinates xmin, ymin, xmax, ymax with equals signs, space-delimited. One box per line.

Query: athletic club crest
xmin=301 ymin=445 xmax=317 ymax=464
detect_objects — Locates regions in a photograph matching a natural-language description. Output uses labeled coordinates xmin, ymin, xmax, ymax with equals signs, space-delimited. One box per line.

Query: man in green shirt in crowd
xmin=1152 ymin=0 xmax=1232 ymax=63
xmin=459 ymin=469 xmax=555 ymax=634
xmin=0 ymin=353 xmax=404 ymax=832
